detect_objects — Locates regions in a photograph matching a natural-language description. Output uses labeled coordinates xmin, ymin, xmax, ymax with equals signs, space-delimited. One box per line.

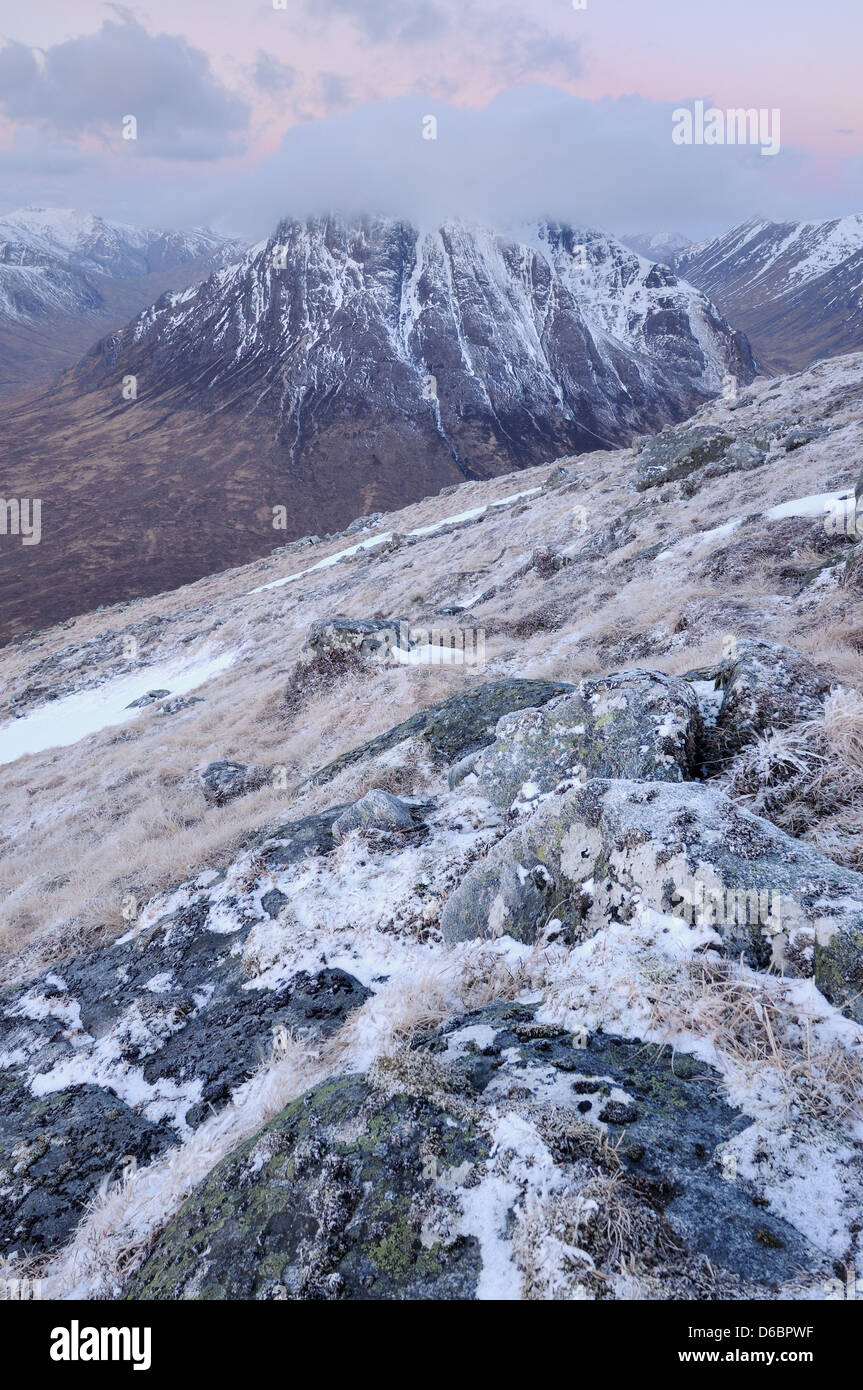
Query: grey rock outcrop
xmin=459 ymin=669 xmax=701 ymax=807
xmin=440 ymin=778 xmax=863 ymax=1020
xmin=126 ymin=1001 xmax=829 ymax=1300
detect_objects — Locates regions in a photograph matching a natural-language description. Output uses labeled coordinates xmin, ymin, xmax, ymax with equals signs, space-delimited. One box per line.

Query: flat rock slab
xmin=126 ymin=1002 xmax=830 ymax=1301
xmin=0 ymin=869 xmax=370 ymax=1258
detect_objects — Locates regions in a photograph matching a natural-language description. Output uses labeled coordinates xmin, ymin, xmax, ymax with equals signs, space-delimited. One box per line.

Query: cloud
xmin=304 ymin=0 xmax=449 ymax=45
xmin=0 ymin=19 xmax=249 ymax=160
xmin=0 ymin=83 xmax=849 ymax=243
xmin=317 ymin=72 xmax=354 ymax=112
xmin=252 ymin=52 xmax=297 ymax=95
xmin=226 ymin=85 xmax=817 ymax=241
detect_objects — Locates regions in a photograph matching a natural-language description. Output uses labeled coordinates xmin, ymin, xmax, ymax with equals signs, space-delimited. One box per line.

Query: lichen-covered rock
xmin=305 ymin=617 xmax=409 ymax=661
xmin=305 ymin=678 xmax=575 ymax=787
xmin=0 ymin=879 xmax=370 ymax=1256
xmin=463 ymin=669 xmax=701 ymax=808
xmin=713 ymin=638 xmax=829 ymax=756
xmin=440 ymin=778 xmax=863 ymax=1020
xmin=634 ymin=425 xmax=733 ymax=490
xmin=125 ymin=1002 xmax=829 ymax=1300
xmin=200 ymin=760 xmax=274 ymax=807
xmin=332 ymin=789 xmax=418 ymax=842
xmin=701 ymin=440 xmax=766 ymax=479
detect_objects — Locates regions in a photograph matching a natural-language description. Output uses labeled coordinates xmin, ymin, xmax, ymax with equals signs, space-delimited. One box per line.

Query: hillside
xmin=1 ymin=350 xmax=862 ymax=1300
xmin=674 ymin=216 xmax=863 ymax=372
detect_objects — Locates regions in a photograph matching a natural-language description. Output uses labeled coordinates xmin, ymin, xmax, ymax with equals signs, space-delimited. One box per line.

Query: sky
xmin=0 ymin=0 xmax=860 ymax=240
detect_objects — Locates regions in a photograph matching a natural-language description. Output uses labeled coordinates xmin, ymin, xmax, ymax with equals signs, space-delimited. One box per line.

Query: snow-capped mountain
xmin=0 ymin=214 xmax=755 ymax=632
xmin=0 ymin=206 xmax=243 ymax=323
xmin=0 ymin=207 xmax=244 ymax=400
xmin=78 ymin=215 xmax=754 ymax=470
xmin=673 ymin=215 xmax=863 ymax=370
xmin=621 ymin=231 xmax=692 ymax=264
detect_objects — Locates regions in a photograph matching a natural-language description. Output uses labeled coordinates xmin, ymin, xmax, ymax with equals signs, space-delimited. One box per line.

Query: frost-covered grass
xmin=1 ymin=351 xmax=863 ymax=1031
xmin=13 ymin=901 xmax=862 ymax=1301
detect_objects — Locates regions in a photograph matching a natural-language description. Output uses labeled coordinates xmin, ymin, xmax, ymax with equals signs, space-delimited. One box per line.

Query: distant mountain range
xmin=672 ymin=216 xmax=863 ymax=371
xmin=0 ymin=206 xmax=243 ymax=399
xmin=0 ymin=214 xmax=755 ymax=638
xmin=621 ymin=231 xmax=693 ymax=263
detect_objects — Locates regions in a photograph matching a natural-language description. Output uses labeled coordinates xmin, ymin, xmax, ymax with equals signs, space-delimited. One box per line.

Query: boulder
xmin=461 ymin=669 xmax=701 ymax=807
xmin=440 ymin=778 xmax=863 ymax=1021
xmin=305 ymin=617 xmax=410 ymax=661
xmin=200 ymin=760 xmax=274 ymax=807
xmin=332 ymin=789 xmax=418 ymax=842
xmin=713 ymin=638 xmax=829 ymax=756
xmin=304 ymin=678 xmax=575 ymax=787
xmin=634 ymin=426 xmax=733 ymax=491
xmin=701 ymin=440 xmax=766 ymax=479
xmin=782 ymin=425 xmax=828 ymax=452
xmin=125 ymin=1001 xmax=829 ymax=1300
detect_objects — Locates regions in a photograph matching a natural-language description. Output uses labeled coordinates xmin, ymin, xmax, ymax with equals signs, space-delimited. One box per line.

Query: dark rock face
xmin=0 ymin=876 xmax=370 ymax=1257
xmin=126 ymin=1002 xmax=829 ymax=1300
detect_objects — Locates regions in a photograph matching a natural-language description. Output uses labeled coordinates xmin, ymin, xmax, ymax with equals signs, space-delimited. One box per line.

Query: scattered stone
xmin=125 ymin=689 xmax=171 ymax=709
xmin=344 ymin=512 xmax=385 ymax=534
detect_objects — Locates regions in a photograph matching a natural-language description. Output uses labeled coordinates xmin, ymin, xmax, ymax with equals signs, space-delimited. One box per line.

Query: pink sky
xmin=0 ymin=0 xmax=859 ymax=233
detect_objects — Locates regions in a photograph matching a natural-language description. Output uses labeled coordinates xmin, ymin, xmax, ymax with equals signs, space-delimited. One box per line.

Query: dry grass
xmin=725 ymin=687 xmax=863 ymax=867
xmin=648 ymin=957 xmax=863 ymax=1127
xmin=3 ymin=357 xmax=863 ymax=976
